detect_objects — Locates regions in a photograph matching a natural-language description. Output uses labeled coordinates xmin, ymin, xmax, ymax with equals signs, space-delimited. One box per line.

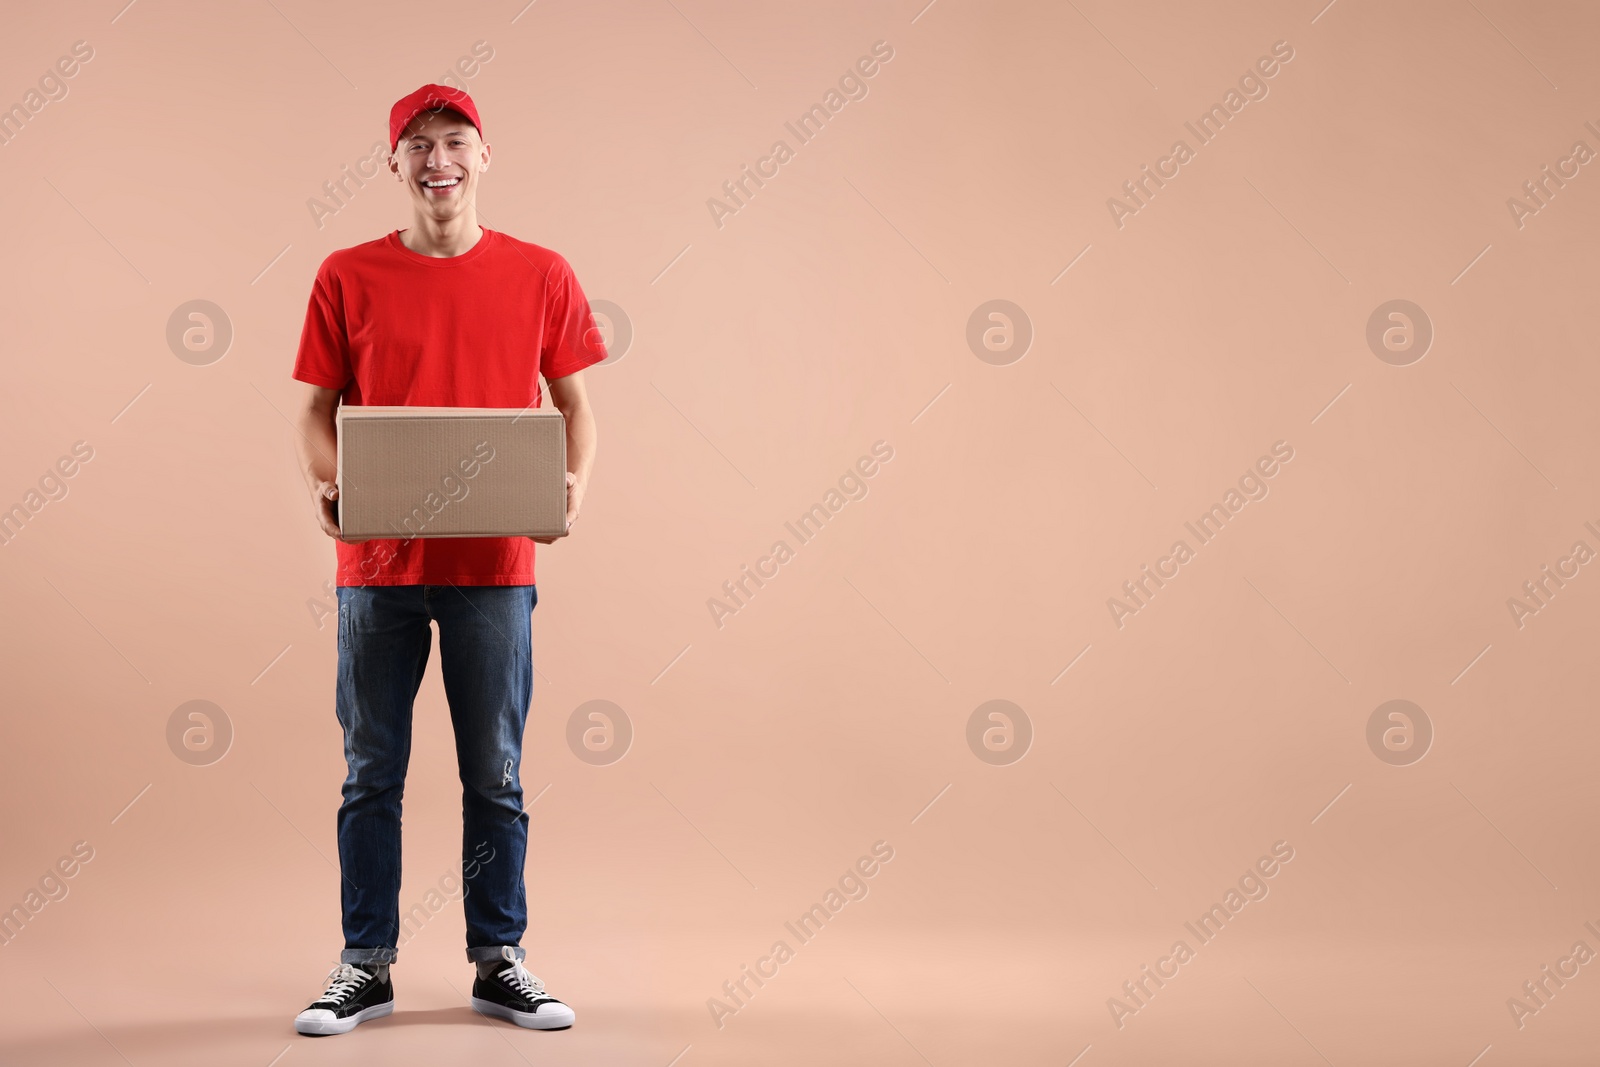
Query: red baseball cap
xmin=389 ymin=83 xmax=483 ymax=152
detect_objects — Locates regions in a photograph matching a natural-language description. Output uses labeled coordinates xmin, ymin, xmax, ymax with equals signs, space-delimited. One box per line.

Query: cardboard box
xmin=336 ymin=406 xmax=567 ymax=540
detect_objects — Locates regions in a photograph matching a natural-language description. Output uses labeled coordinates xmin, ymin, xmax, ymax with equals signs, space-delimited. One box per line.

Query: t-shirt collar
xmin=385 ymin=226 xmax=496 ymax=266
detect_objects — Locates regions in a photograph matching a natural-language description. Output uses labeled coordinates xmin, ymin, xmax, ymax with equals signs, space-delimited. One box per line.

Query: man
xmin=287 ymin=84 xmax=605 ymax=1036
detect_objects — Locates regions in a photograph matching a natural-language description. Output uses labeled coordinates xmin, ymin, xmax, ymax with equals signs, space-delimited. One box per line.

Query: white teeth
xmin=424 ymin=178 xmax=460 ymax=188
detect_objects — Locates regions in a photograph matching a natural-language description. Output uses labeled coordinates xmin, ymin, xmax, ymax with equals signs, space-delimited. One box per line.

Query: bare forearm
xmin=563 ymin=399 xmax=596 ymax=485
xmin=295 ymin=405 xmax=338 ymax=492
xmin=293 ymin=384 xmax=345 ymax=540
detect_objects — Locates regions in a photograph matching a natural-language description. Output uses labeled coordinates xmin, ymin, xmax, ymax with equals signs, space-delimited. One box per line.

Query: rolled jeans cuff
xmin=466 ymin=944 xmax=524 ymax=964
xmin=341 ymin=946 xmax=399 ymax=965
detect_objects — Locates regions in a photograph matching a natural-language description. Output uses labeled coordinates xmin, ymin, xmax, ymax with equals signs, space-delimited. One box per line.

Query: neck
xmin=400 ymin=209 xmax=483 ymax=257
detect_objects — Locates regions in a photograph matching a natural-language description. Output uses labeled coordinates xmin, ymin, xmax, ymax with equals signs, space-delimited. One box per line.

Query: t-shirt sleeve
xmin=292 ymin=258 xmax=352 ymax=390
xmin=540 ymin=257 xmax=609 ymax=380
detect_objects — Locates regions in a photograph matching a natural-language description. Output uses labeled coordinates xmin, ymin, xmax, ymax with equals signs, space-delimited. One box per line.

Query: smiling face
xmin=390 ymin=106 xmax=489 ymax=221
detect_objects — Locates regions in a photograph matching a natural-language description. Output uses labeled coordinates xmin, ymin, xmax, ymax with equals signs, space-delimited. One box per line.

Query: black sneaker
xmin=470 ymin=947 xmax=574 ymax=1029
xmin=294 ymin=961 xmax=395 ymax=1035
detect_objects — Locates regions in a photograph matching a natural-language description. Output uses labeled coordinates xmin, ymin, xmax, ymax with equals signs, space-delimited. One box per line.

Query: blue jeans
xmin=333 ymin=583 xmax=537 ymax=966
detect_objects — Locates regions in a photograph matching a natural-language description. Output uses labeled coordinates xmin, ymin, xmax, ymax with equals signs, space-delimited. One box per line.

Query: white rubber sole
xmin=295 ymin=1000 xmax=394 ymax=1035
xmin=470 ymin=995 xmax=575 ymax=1029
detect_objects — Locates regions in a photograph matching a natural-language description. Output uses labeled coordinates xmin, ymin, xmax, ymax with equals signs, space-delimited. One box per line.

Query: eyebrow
xmin=405 ymin=129 xmax=471 ymax=141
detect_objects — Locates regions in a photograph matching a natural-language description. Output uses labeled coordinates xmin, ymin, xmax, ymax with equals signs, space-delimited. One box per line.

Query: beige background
xmin=2 ymin=0 xmax=1598 ymax=1063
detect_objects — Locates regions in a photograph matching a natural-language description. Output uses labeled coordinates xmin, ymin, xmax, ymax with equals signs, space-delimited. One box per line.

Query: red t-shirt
xmin=291 ymin=227 xmax=606 ymax=587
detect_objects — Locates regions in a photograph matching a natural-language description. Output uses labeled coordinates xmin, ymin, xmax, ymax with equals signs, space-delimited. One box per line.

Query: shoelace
xmin=317 ymin=963 xmax=371 ymax=1006
xmin=494 ymin=947 xmax=546 ymax=1000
